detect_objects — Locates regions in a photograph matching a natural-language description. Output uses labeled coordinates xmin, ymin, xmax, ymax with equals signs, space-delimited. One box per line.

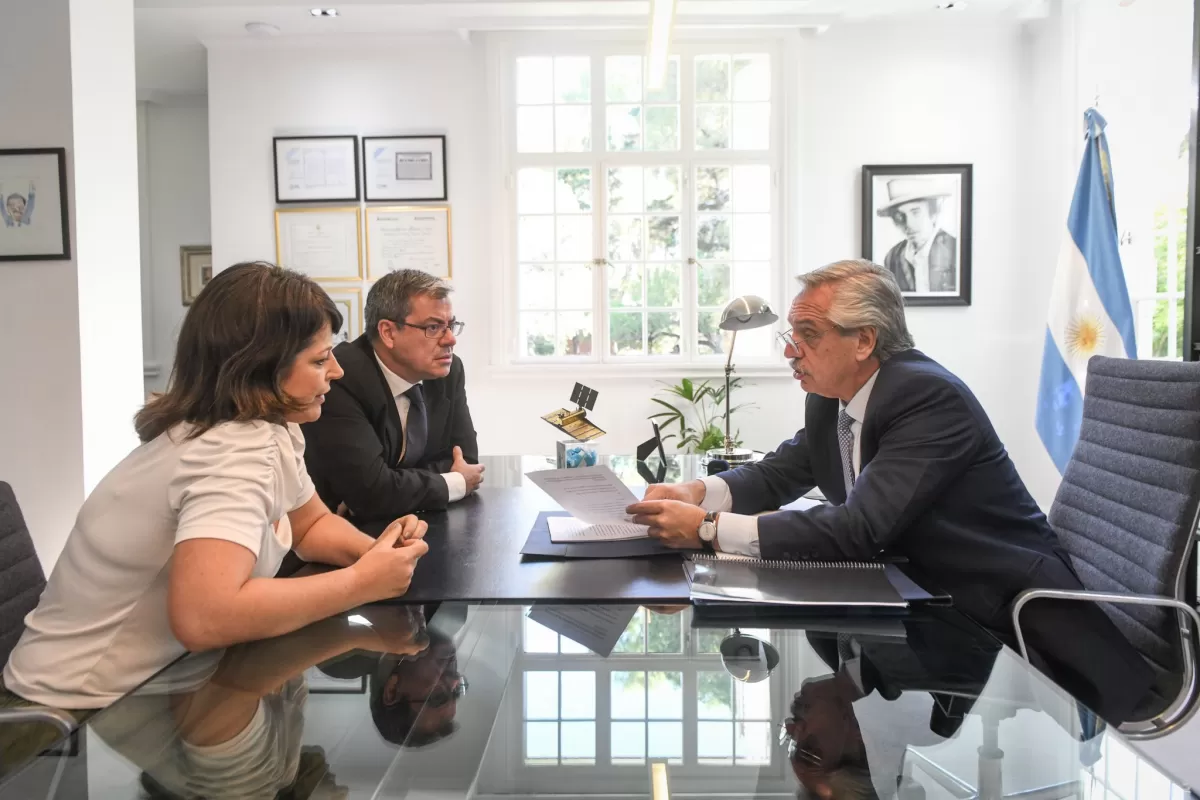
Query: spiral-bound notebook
xmin=687 ymin=555 xmax=910 ymax=608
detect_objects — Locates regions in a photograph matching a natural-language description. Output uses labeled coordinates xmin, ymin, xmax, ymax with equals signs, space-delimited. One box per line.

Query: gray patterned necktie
xmin=837 ymin=409 xmax=856 ymax=497
xmin=400 ymin=385 xmax=427 ymax=467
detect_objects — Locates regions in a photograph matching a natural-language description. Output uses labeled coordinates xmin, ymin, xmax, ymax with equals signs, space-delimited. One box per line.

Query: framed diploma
xmin=320 ymin=285 xmax=363 ymax=345
xmin=366 ymin=206 xmax=452 ymax=279
xmin=363 ymin=135 xmax=447 ymax=201
xmin=273 ymin=135 xmax=360 ymax=204
xmin=275 ymin=207 xmax=363 ymax=281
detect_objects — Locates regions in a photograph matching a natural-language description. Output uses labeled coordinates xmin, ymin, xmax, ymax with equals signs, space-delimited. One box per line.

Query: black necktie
xmin=401 ymin=385 xmax=427 ymax=467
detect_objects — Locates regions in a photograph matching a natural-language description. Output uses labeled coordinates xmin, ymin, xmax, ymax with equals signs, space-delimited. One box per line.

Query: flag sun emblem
xmin=1065 ymin=314 xmax=1106 ymax=359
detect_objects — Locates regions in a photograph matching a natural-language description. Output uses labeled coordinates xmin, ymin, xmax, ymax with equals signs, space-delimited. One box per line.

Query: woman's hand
xmin=351 ymin=523 xmax=430 ymax=602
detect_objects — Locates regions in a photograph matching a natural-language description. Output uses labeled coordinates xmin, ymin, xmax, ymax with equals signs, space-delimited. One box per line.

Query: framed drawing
xmin=273 ymin=135 xmax=360 ymax=204
xmin=862 ymin=164 xmax=972 ymax=307
xmin=365 ymin=205 xmax=452 ymax=279
xmin=275 ymin=207 xmax=363 ymax=281
xmin=321 ymin=285 xmax=363 ymax=345
xmin=363 ymin=135 xmax=447 ymax=202
xmin=0 ymin=148 xmax=70 ymax=262
xmin=180 ymin=245 xmax=213 ymax=305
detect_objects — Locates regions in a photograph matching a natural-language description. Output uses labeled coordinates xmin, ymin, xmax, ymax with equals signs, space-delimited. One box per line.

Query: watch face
xmin=699 ymin=521 xmax=716 ymax=542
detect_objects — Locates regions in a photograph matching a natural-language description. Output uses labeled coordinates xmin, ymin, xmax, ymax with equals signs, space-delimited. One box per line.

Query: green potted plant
xmin=649 ymin=377 xmax=753 ymax=454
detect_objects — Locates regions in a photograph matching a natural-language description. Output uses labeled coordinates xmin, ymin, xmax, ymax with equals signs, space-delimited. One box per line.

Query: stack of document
xmin=526 ymin=467 xmax=649 ymax=543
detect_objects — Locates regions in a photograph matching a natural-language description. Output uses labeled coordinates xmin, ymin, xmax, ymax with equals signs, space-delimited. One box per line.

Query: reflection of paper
xmin=547 ymin=516 xmax=648 ymax=542
xmin=527 ymin=604 xmax=638 ymax=657
xmin=526 ymin=467 xmax=640 ymax=524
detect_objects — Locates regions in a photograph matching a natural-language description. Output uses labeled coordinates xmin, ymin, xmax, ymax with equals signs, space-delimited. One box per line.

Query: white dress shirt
xmin=701 ymin=369 xmax=880 ymax=557
xmin=374 ymin=353 xmax=467 ymax=502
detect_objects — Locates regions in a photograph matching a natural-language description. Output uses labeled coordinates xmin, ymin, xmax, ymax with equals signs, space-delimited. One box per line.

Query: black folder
xmin=520 ymin=511 xmax=680 ymax=559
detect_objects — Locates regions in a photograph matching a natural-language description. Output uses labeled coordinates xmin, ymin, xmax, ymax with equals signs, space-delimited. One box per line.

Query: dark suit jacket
xmin=301 ymin=334 xmax=478 ymax=521
xmin=719 ymin=349 xmax=1153 ymax=723
xmin=883 ymin=229 xmax=956 ymax=292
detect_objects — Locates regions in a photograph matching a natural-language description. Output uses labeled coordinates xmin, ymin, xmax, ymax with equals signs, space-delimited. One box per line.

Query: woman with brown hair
xmin=2 ymin=262 xmax=429 ymax=712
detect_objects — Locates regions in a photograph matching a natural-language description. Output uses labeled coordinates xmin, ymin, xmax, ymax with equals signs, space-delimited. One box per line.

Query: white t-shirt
xmin=3 ymin=420 xmax=316 ymax=708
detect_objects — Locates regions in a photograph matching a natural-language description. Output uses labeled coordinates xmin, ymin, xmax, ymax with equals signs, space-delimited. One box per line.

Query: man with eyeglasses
xmin=302 ymin=269 xmax=483 ymax=523
xmin=627 ymin=259 xmax=1153 ymax=726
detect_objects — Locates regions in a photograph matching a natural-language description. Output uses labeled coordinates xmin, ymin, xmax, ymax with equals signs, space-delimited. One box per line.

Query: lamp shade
xmin=718 ymin=295 xmax=778 ymax=331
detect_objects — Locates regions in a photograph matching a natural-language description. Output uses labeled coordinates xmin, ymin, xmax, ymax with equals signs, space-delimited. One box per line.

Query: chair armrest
xmin=0 ymin=706 xmax=76 ymax=739
xmin=1010 ymin=588 xmax=1200 ymax=661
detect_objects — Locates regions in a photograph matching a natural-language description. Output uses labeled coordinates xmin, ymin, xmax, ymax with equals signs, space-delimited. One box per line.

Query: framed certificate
xmin=275 ymin=207 xmax=363 ymax=281
xmin=366 ymin=205 xmax=452 ymax=279
xmin=363 ymin=135 xmax=447 ymax=201
xmin=321 ymin=285 xmax=363 ymax=345
xmin=273 ymin=135 xmax=360 ymax=204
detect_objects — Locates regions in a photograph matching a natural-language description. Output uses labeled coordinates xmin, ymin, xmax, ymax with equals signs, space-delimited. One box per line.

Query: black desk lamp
xmin=708 ymin=295 xmax=778 ymax=465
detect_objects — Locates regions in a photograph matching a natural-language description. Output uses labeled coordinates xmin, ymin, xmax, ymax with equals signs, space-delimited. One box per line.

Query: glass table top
xmin=2 ymin=602 xmax=1192 ymax=799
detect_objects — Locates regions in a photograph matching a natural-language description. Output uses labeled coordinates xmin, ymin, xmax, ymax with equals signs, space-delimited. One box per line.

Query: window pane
xmin=606 ymin=55 xmax=642 ymax=102
xmin=519 ymin=264 xmax=555 ymax=310
xmin=733 ymin=325 xmax=772 ymax=359
xmin=610 ymin=312 xmax=645 ymax=355
xmin=645 ymin=166 xmax=682 ymax=211
xmin=608 ymin=216 xmax=644 ymax=261
xmin=648 ymin=312 xmax=681 ymax=355
xmin=517 ymin=57 xmax=553 ymax=104
xmin=647 ymin=217 xmax=680 ymax=261
xmin=608 ymin=167 xmax=644 ymax=212
xmin=561 ymin=672 xmax=597 ymax=719
xmin=556 ymin=216 xmax=592 ymax=261
xmin=521 ymin=312 xmax=556 ymax=356
xmin=645 ymin=105 xmax=680 ymax=151
xmin=699 ymin=671 xmax=734 ymax=718
xmin=556 ymin=168 xmax=592 ymax=213
xmin=697 ymin=216 xmax=731 ymax=259
xmin=696 ymin=104 xmax=731 ymax=149
xmin=607 ymin=104 xmax=642 ymax=151
xmin=517 ymin=106 xmax=554 ymax=153
xmin=696 ymin=628 xmax=731 ymax=654
xmin=1153 ymin=299 xmax=1170 ymax=358
xmin=526 ymin=671 xmax=559 ymax=718
xmin=611 ymin=671 xmax=647 ymax=718
xmin=735 ymin=721 xmax=772 ymax=764
xmin=646 ymin=607 xmax=683 ymax=652
xmin=560 ymin=635 xmax=590 ymax=654
xmin=1177 ymin=298 xmax=1186 ymax=357
xmin=518 ymin=167 xmax=554 ymax=214
xmin=558 ymin=311 xmax=593 ymax=356
xmin=613 ymin=608 xmax=646 ymax=652
xmin=555 ymin=56 xmax=591 ymax=103
xmin=732 ymin=103 xmax=770 ymax=150
xmin=647 ymin=671 xmax=683 ymax=718
xmin=696 ymin=56 xmax=730 ymax=101
xmin=519 ymin=216 xmax=554 ymax=261
xmin=646 ymin=56 xmax=679 ymax=103
xmin=648 ymin=721 xmax=683 ymax=760
xmin=698 ymin=720 xmax=734 ymax=760
xmin=557 ymin=264 xmax=593 ymax=309
xmin=646 ymin=263 xmax=681 ymax=306
xmin=523 ymin=611 xmax=559 ymax=651
xmin=733 ymin=214 xmax=771 ymax=261
xmin=526 ymin=721 xmax=559 ymax=761
xmin=555 ymin=106 xmax=592 ymax=153
xmin=697 ymin=310 xmax=726 ymax=356
xmin=733 ymin=165 xmax=771 ymax=212
xmin=561 ymin=721 xmax=596 ymax=762
xmin=611 ymin=721 xmax=646 ymax=762
xmin=698 ymin=261 xmax=731 ymax=306
xmin=736 ymin=677 xmax=772 ymax=719
xmin=697 ymin=166 xmax=731 ymax=211
xmin=609 ymin=263 xmax=643 ymax=308
xmin=734 ymin=261 xmax=771 ymax=298
xmin=732 ymin=55 xmax=770 ymax=102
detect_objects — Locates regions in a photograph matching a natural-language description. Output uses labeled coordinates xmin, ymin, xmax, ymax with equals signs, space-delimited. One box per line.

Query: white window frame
xmin=488 ymin=34 xmax=795 ymax=378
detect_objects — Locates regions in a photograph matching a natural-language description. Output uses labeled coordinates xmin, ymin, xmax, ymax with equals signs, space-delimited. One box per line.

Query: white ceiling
xmin=135 ymin=0 xmax=1029 ymax=96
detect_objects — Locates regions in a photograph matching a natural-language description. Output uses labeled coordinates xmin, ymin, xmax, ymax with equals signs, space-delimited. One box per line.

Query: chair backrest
xmin=1049 ymin=356 xmax=1200 ymax=714
xmin=0 ymin=481 xmax=46 ymax=667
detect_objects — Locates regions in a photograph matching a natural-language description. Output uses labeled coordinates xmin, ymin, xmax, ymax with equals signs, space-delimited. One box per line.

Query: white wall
xmin=138 ymin=100 xmax=212 ymax=395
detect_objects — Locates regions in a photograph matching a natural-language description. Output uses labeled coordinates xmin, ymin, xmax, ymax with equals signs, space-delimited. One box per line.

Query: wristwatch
xmin=698 ymin=511 xmax=718 ymax=553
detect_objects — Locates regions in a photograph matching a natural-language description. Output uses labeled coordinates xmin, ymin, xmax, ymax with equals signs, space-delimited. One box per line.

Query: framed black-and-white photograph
xmin=363 ymin=135 xmax=447 ymax=202
xmin=862 ymin=164 xmax=972 ymax=307
xmin=0 ymin=148 xmax=70 ymax=262
xmin=180 ymin=245 xmax=212 ymax=305
xmin=321 ymin=285 xmax=363 ymax=345
xmin=273 ymin=135 xmax=360 ymax=204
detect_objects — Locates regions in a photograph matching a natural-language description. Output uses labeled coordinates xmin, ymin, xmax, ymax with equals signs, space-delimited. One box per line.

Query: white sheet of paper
xmin=526 ymin=604 xmax=639 ymax=657
xmin=525 ymin=466 xmax=641 ymax=524
xmin=547 ymin=516 xmax=649 ymax=542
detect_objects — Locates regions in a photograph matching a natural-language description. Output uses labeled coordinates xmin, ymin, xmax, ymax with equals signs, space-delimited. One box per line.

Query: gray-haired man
xmin=302 ymin=269 xmax=482 ymax=522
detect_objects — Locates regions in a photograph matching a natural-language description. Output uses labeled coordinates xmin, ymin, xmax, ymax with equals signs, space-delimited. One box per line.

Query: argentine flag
xmin=1036 ymin=108 xmax=1137 ymax=474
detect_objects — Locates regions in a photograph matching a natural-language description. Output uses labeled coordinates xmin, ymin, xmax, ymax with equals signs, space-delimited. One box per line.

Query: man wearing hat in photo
xmin=877 ymin=178 xmax=958 ymax=293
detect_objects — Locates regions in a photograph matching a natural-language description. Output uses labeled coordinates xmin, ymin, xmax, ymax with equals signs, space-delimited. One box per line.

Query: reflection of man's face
xmin=382 ymin=637 xmax=463 ymax=739
xmin=6 ymin=195 xmax=25 ymax=219
xmin=889 ymin=200 xmax=937 ymax=249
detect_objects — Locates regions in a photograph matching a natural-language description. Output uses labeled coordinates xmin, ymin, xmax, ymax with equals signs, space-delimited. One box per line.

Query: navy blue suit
xmin=719 ymin=349 xmax=1153 ymax=723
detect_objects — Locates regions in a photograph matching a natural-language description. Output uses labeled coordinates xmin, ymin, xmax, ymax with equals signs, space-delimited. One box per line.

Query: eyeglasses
xmin=398 ymin=319 xmax=465 ymax=339
xmin=778 ymin=717 xmax=823 ymax=767
xmin=421 ymin=673 xmax=468 ymax=708
xmin=777 ymin=328 xmax=833 ymax=351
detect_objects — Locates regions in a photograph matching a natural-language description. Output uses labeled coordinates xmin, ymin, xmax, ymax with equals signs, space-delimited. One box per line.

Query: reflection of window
xmin=525 ymin=671 xmax=597 ymax=765
xmin=507 ymin=47 xmax=781 ymax=367
xmin=1079 ymin=734 xmax=1191 ymax=799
